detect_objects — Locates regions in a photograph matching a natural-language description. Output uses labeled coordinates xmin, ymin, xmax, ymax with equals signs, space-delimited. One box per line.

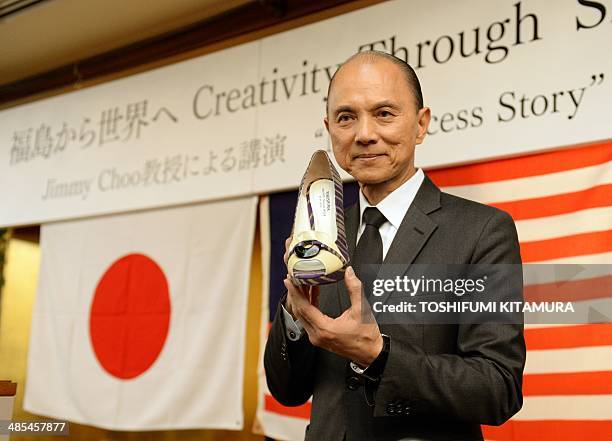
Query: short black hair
xmin=326 ymin=50 xmax=424 ymax=111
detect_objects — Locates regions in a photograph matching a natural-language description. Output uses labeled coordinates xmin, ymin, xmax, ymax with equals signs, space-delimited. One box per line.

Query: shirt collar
xmin=358 ymin=168 xmax=425 ymax=229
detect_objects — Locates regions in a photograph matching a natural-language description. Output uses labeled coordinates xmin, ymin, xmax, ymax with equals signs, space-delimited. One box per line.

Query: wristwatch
xmin=350 ymin=333 xmax=391 ymax=383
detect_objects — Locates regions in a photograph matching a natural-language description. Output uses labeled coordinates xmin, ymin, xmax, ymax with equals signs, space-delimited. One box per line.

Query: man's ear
xmin=415 ymin=107 xmax=431 ymax=145
xmin=324 ymin=116 xmax=330 ymax=132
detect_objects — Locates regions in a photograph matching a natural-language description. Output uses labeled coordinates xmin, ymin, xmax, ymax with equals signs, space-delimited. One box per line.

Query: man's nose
xmin=355 ymin=117 xmax=378 ymax=145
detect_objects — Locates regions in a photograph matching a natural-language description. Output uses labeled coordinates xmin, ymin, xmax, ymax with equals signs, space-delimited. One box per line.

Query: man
xmin=264 ymin=51 xmax=525 ymax=441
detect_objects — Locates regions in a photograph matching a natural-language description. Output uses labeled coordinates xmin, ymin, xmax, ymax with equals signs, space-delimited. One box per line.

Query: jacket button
xmin=346 ymin=376 xmax=361 ymax=391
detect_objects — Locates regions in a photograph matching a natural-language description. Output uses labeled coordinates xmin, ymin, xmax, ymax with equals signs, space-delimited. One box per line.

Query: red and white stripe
xmin=429 ymin=140 xmax=612 ymax=441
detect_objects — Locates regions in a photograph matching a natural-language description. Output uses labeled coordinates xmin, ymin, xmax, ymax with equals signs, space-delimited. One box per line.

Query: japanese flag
xmin=24 ymin=196 xmax=257 ymax=430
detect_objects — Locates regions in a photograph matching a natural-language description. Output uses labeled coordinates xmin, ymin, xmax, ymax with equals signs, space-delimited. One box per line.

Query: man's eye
xmin=337 ymin=115 xmax=352 ymax=123
xmin=378 ymin=110 xmax=393 ymax=118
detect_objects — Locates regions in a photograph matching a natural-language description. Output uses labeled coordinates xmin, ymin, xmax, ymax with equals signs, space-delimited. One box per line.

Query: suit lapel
xmin=373 ymin=176 xmax=441 ymax=314
xmin=383 ymin=177 xmax=440 ymax=266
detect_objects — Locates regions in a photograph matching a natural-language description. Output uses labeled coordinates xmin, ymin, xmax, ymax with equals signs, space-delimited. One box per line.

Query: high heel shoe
xmin=287 ymin=150 xmax=349 ymax=285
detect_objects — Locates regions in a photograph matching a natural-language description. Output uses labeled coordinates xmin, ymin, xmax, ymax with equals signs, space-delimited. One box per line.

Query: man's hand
xmin=284 ymin=266 xmax=383 ymax=366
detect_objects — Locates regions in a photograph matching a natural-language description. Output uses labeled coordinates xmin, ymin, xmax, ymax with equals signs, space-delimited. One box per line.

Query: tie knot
xmin=363 ymin=207 xmax=386 ymax=228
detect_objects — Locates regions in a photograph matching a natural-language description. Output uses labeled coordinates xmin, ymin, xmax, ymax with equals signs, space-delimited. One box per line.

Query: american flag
xmin=256 ymin=140 xmax=612 ymax=441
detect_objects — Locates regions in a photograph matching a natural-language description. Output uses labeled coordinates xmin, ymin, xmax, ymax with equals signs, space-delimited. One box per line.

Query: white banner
xmin=24 ymin=196 xmax=257 ymax=430
xmin=1 ymin=0 xmax=611 ymax=226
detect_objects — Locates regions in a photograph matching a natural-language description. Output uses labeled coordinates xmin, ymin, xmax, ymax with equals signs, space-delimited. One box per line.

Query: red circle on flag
xmin=89 ymin=253 xmax=171 ymax=380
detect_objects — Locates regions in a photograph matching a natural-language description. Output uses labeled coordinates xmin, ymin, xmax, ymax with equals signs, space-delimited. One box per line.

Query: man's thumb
xmin=345 ymin=266 xmax=363 ymax=301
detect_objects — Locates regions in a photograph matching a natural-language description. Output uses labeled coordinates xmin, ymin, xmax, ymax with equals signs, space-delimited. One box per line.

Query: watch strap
xmin=350 ymin=333 xmax=390 ymax=383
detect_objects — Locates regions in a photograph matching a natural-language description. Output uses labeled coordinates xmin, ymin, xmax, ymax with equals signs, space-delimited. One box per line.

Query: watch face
xmin=350 ymin=361 xmax=365 ymax=375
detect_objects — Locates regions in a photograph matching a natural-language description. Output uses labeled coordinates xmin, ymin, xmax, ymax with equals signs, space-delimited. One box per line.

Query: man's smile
xmin=354 ymin=153 xmax=386 ymax=162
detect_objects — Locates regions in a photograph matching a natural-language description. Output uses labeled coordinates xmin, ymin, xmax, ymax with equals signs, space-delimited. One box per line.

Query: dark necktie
xmin=345 ymin=206 xmax=387 ymax=441
xmin=352 ymin=207 xmax=387 ymax=278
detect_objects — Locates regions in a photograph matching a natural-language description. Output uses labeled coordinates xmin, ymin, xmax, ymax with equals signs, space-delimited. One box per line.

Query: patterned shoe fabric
xmin=288 ymin=150 xmax=349 ymax=286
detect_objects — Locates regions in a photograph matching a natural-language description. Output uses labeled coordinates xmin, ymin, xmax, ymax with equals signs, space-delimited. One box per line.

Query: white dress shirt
xmin=283 ymin=169 xmax=426 ymax=341
xmin=357 ymin=168 xmax=424 ymax=259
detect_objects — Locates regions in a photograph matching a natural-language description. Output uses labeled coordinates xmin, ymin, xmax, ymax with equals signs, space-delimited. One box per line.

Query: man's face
xmin=325 ymin=58 xmax=430 ymax=200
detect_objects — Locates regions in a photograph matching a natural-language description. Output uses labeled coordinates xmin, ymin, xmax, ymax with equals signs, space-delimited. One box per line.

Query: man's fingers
xmin=283 ymin=236 xmax=293 ymax=265
xmin=299 ymin=309 xmax=336 ymax=349
xmin=284 ymin=282 xmax=329 ymax=331
xmin=298 ymin=311 xmax=317 ymax=335
xmin=298 ymin=299 xmax=330 ymax=332
xmin=284 ymin=278 xmax=308 ymax=302
xmin=284 ymin=278 xmax=310 ymax=319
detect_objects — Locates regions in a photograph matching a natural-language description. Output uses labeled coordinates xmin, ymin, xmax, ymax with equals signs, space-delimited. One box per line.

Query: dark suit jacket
xmin=264 ymin=175 xmax=526 ymax=441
